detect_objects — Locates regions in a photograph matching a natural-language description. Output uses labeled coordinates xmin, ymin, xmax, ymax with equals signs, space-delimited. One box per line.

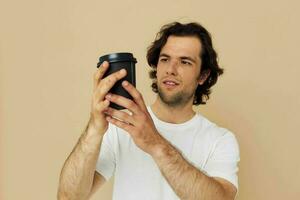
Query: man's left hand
xmin=104 ymin=80 xmax=165 ymax=154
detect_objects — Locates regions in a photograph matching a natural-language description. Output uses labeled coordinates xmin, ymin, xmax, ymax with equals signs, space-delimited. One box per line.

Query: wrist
xmin=80 ymin=118 xmax=107 ymax=145
xmin=87 ymin=116 xmax=108 ymax=136
xmin=79 ymin=124 xmax=104 ymax=153
xmin=149 ymin=136 xmax=172 ymax=159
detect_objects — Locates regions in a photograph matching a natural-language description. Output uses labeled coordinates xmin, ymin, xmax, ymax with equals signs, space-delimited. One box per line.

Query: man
xmin=58 ymin=22 xmax=240 ymax=200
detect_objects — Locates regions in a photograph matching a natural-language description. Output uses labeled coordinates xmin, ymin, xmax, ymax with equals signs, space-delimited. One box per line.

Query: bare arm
xmin=57 ymin=122 xmax=105 ymax=200
xmin=57 ymin=61 xmax=127 ymax=200
xmin=87 ymin=172 xmax=106 ymax=198
xmin=151 ymin=139 xmax=237 ymax=200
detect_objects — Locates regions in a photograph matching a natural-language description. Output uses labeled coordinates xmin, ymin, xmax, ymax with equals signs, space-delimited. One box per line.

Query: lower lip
xmin=163 ymin=83 xmax=178 ymax=89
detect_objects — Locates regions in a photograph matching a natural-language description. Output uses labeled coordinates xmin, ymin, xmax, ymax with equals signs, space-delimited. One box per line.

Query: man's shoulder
xmin=196 ymin=113 xmax=236 ymax=141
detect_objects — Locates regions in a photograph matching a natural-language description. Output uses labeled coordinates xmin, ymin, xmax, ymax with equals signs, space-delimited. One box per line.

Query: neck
xmin=150 ymin=97 xmax=196 ymax=124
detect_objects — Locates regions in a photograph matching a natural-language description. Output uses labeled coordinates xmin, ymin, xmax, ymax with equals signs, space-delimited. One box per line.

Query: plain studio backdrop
xmin=1 ymin=0 xmax=299 ymax=199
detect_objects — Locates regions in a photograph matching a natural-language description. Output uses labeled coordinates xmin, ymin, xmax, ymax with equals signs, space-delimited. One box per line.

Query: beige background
xmin=1 ymin=0 xmax=299 ymax=199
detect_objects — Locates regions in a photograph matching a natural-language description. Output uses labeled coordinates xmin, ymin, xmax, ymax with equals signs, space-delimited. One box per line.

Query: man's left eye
xmin=181 ymin=60 xmax=192 ymax=65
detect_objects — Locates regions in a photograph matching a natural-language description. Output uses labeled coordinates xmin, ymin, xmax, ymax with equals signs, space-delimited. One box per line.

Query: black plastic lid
xmin=98 ymin=52 xmax=137 ymax=64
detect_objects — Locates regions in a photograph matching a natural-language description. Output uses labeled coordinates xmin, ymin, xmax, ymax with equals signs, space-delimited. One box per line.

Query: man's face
xmin=156 ymin=36 xmax=205 ymax=107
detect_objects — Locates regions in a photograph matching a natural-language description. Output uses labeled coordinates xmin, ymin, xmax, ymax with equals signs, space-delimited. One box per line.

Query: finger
xmin=106 ymin=115 xmax=133 ymax=133
xmin=105 ymin=93 xmax=140 ymax=114
xmin=121 ymin=81 xmax=147 ymax=112
xmin=95 ymin=68 xmax=127 ymax=102
xmin=94 ymin=99 xmax=110 ymax=113
xmin=105 ymin=107 xmax=135 ymax=125
xmin=93 ymin=61 xmax=109 ymax=90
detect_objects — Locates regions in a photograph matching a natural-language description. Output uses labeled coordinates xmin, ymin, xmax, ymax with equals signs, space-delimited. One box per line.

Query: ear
xmin=198 ymin=69 xmax=211 ymax=85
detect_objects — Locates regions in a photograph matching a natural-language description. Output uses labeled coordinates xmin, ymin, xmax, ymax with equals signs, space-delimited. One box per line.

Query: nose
xmin=165 ymin=59 xmax=178 ymax=76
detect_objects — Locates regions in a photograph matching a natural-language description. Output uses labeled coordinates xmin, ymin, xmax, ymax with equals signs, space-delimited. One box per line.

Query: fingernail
xmin=104 ymin=99 xmax=110 ymax=105
xmin=105 ymin=94 xmax=111 ymax=99
xmin=123 ymin=81 xmax=129 ymax=86
xmin=103 ymin=61 xmax=108 ymax=66
xmin=120 ymin=69 xmax=126 ymax=74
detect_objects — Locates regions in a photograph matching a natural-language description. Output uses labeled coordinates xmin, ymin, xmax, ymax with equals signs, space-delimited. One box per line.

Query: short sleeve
xmin=203 ymin=131 xmax=240 ymax=189
xmin=95 ymin=123 xmax=117 ymax=181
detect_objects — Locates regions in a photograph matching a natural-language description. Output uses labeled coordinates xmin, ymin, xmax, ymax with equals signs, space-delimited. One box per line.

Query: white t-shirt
xmin=96 ymin=106 xmax=240 ymax=200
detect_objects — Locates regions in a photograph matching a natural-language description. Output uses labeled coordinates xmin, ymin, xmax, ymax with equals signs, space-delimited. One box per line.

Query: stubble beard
xmin=157 ymin=85 xmax=195 ymax=108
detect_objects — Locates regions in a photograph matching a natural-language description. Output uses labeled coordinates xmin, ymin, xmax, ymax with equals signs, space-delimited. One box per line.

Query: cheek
xmin=182 ymin=73 xmax=200 ymax=87
xmin=156 ymin=67 xmax=163 ymax=79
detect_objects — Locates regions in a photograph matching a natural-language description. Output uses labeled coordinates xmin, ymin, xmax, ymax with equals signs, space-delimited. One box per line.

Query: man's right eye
xmin=159 ymin=58 xmax=168 ymax=62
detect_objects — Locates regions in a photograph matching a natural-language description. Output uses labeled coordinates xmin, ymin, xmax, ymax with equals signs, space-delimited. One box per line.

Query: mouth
xmin=162 ymin=80 xmax=179 ymax=88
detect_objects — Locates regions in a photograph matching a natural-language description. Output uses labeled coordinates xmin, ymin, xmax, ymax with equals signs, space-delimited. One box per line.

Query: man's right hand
xmin=89 ymin=61 xmax=127 ymax=134
xmin=58 ymin=61 xmax=125 ymax=199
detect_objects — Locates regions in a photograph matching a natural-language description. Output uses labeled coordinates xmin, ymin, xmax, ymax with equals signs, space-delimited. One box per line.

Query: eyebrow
xmin=159 ymin=53 xmax=197 ymax=64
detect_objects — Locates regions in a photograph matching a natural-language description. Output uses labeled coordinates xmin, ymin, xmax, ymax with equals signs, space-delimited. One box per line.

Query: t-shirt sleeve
xmin=95 ymin=123 xmax=117 ymax=181
xmin=203 ymin=130 xmax=240 ymax=189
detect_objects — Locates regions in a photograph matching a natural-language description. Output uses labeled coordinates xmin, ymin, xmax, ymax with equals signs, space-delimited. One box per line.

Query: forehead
xmin=160 ymin=36 xmax=202 ymax=60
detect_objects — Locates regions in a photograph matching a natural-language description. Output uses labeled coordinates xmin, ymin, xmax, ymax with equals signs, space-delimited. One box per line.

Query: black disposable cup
xmin=97 ymin=52 xmax=137 ymax=110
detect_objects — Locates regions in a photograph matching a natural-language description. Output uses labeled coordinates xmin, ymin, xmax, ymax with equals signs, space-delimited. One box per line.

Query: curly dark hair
xmin=147 ymin=22 xmax=224 ymax=105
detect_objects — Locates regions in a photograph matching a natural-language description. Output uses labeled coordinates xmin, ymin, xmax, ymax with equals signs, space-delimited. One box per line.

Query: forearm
xmin=152 ymin=141 xmax=228 ymax=200
xmin=58 ymin=122 xmax=104 ymax=200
